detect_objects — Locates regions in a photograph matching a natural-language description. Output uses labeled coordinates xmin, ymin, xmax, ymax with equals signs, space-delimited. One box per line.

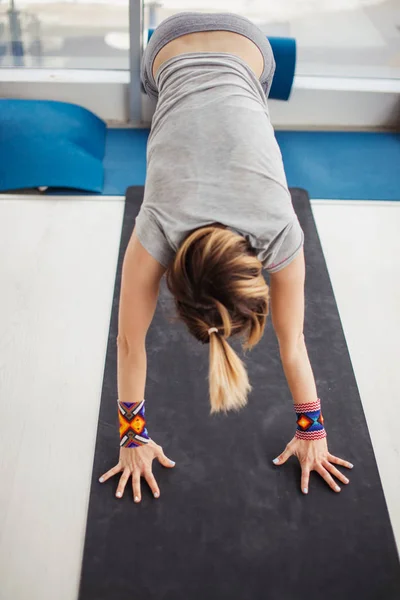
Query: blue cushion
xmin=0 ymin=99 xmax=106 ymax=192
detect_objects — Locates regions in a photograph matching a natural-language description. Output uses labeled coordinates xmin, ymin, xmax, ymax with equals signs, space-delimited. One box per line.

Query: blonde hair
xmin=166 ymin=225 xmax=270 ymax=413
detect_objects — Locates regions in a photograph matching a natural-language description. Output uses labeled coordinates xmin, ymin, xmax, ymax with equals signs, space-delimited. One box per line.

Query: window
xmin=1 ymin=1 xmax=399 ymax=126
xmin=145 ymin=0 xmax=400 ymax=79
xmin=0 ymin=0 xmax=129 ymax=69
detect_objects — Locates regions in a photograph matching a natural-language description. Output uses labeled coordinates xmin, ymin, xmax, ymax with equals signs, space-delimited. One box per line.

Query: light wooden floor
xmin=0 ymin=196 xmax=399 ymax=600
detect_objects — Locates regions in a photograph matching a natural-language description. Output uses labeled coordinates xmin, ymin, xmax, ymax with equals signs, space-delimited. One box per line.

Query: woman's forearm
xmin=279 ymin=338 xmax=318 ymax=406
xmin=117 ymin=342 xmax=147 ymax=404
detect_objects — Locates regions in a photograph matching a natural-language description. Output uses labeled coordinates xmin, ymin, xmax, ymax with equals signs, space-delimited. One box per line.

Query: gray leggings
xmin=141 ymin=11 xmax=276 ymax=101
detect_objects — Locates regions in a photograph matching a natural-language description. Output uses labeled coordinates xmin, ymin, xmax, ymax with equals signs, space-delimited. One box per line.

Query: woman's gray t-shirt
xmin=135 ymin=52 xmax=304 ymax=274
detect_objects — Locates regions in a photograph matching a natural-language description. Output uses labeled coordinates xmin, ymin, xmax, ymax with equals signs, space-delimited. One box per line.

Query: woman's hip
xmin=141 ymin=12 xmax=275 ymax=100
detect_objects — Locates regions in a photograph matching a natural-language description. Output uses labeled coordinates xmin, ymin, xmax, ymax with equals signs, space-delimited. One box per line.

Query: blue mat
xmin=276 ymin=131 xmax=400 ymax=201
xmin=0 ymin=99 xmax=106 ymax=193
xmin=2 ymin=101 xmax=398 ymax=200
xmin=102 ymin=128 xmax=400 ymax=200
xmin=103 ymin=128 xmax=148 ymax=194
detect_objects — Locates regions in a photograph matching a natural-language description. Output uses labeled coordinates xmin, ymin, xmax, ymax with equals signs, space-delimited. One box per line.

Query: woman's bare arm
xmin=269 ymin=248 xmax=353 ymax=494
xmin=269 ymin=248 xmax=318 ymax=405
xmin=99 ymin=230 xmax=176 ymax=504
xmin=117 ymin=229 xmax=166 ymax=404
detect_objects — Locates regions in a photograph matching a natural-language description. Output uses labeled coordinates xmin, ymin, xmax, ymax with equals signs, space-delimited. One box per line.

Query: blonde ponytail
xmin=166 ymin=225 xmax=269 ymax=414
xmin=208 ymin=332 xmax=251 ymax=413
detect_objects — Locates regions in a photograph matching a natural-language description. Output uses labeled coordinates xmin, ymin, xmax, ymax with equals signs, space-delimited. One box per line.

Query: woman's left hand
xmin=272 ymin=435 xmax=354 ymax=494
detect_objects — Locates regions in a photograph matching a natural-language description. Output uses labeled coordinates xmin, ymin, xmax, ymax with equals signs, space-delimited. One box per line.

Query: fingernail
xmin=344 ymin=477 xmax=349 ymax=484
xmin=99 ymin=477 xmax=104 ymax=483
xmin=154 ymin=492 xmax=159 ymax=498
xmin=349 ymin=463 xmax=354 ymax=469
xmin=134 ymin=496 xmax=140 ymax=503
xmin=116 ymin=491 xmax=122 ymax=498
xmin=303 ymin=488 xmax=308 ymax=494
xmin=170 ymin=460 xmax=176 ymax=466
xmin=335 ymin=485 xmax=341 ymax=492
xmin=273 ymin=458 xmax=280 ymax=464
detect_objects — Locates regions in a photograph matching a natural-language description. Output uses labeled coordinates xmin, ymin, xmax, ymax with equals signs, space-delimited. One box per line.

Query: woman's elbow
xmin=116 ymin=334 xmax=130 ymax=354
xmin=278 ymin=332 xmax=305 ymax=361
xmin=116 ymin=333 xmax=145 ymax=356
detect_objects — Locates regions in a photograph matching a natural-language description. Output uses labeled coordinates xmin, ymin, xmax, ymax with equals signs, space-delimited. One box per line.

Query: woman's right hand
xmin=99 ymin=439 xmax=176 ymax=502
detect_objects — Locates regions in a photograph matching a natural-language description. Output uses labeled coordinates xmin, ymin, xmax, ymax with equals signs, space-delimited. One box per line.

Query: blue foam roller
xmin=0 ymin=99 xmax=106 ymax=192
xmin=267 ymin=37 xmax=296 ymax=101
xmin=147 ymin=28 xmax=296 ymax=101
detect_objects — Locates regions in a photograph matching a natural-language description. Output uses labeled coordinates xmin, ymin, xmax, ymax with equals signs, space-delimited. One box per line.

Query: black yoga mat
xmin=79 ymin=187 xmax=400 ymax=600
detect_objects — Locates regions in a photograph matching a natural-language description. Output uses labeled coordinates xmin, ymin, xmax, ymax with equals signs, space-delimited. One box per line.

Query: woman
xmin=99 ymin=12 xmax=354 ymax=502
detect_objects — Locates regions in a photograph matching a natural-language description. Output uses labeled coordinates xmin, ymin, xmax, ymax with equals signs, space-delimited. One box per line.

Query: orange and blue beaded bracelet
xmin=294 ymin=398 xmax=326 ymax=440
xmin=118 ymin=399 xmax=150 ymax=448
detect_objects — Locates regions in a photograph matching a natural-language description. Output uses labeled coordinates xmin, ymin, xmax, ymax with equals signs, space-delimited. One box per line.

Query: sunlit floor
xmin=0 ymin=195 xmax=399 ymax=600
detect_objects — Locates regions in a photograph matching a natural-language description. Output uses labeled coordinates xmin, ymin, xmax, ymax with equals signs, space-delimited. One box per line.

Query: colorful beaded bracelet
xmin=118 ymin=399 xmax=150 ymax=448
xmin=295 ymin=399 xmax=326 ymax=441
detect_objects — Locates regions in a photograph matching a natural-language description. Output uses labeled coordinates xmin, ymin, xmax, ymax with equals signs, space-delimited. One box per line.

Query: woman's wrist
xmin=117 ymin=344 xmax=147 ymax=401
xmin=118 ymin=398 xmax=150 ymax=448
xmin=294 ymin=398 xmax=326 ymax=440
